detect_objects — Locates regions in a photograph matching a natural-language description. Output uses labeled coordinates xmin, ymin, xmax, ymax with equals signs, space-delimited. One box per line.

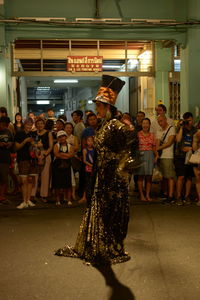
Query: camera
xmin=180 ymin=120 xmax=189 ymax=126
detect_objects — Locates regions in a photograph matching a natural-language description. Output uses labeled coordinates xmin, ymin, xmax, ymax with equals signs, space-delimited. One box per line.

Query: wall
xmin=4 ymin=0 xmax=187 ymax=21
xmin=2 ymin=0 xmax=200 ymax=119
xmin=180 ymin=0 xmax=200 ymax=118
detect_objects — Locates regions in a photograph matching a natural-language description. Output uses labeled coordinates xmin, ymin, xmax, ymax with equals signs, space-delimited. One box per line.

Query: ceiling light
xmin=128 ymin=59 xmax=139 ymax=69
xmin=54 ymin=79 xmax=78 ymax=83
xmin=36 ymin=87 xmax=50 ymax=90
xmin=102 ymin=65 xmax=122 ymax=69
xmin=138 ymin=50 xmax=151 ymax=59
xmin=37 ymin=101 xmax=50 ymax=105
xmin=60 ymin=109 xmax=65 ymax=112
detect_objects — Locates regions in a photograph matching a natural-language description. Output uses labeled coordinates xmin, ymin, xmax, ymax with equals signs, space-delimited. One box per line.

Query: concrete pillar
xmin=19 ymin=77 xmax=28 ymax=118
xmin=155 ymin=42 xmax=171 ymax=110
xmin=180 ymin=0 xmax=200 ymax=119
xmin=0 ymin=50 xmax=7 ymax=109
xmin=181 ymin=28 xmax=200 ymax=119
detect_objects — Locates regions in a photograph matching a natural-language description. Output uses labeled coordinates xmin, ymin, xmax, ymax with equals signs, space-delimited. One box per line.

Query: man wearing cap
xmin=55 ymin=75 xmax=139 ymax=265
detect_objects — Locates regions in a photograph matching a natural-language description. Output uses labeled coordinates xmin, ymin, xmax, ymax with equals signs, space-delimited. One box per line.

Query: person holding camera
xmin=174 ymin=112 xmax=197 ymax=205
xmin=15 ymin=118 xmax=38 ymax=209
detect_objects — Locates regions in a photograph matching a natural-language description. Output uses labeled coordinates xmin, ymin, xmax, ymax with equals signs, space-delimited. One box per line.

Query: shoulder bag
xmin=158 ymin=126 xmax=172 ymax=157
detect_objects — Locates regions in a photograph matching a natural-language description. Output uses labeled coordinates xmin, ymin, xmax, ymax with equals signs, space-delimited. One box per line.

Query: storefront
xmin=11 ymin=39 xmax=155 ymax=118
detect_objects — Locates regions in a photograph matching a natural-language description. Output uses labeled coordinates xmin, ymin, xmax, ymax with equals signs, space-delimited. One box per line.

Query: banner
xmin=67 ymin=56 xmax=103 ymax=72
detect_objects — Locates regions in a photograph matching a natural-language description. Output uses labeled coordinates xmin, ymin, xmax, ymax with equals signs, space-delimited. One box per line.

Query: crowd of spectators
xmin=0 ymin=104 xmax=200 ymax=209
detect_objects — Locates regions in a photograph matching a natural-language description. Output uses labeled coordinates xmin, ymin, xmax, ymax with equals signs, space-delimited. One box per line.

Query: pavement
xmin=0 ymin=190 xmax=200 ymax=300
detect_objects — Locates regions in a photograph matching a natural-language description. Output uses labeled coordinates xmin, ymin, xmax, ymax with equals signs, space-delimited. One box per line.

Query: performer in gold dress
xmin=55 ymin=75 xmax=138 ymax=265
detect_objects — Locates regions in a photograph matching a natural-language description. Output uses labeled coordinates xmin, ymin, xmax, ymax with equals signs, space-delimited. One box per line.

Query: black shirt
xmin=15 ymin=130 xmax=36 ymax=162
xmin=0 ymin=129 xmax=14 ymax=164
xmin=36 ymin=131 xmax=50 ymax=150
xmin=174 ymin=126 xmax=197 ymax=158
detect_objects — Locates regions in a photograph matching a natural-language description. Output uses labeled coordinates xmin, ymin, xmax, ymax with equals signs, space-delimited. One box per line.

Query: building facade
xmin=0 ymin=0 xmax=199 ymax=120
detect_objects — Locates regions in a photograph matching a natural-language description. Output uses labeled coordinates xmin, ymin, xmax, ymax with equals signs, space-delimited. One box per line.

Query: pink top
xmin=138 ymin=131 xmax=156 ymax=151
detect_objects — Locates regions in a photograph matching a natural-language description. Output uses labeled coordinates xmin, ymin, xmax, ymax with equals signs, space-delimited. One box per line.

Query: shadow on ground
xmin=94 ymin=264 xmax=135 ymax=300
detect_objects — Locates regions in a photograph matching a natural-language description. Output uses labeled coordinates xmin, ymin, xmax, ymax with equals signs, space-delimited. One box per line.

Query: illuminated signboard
xmin=67 ymin=56 xmax=103 ymax=72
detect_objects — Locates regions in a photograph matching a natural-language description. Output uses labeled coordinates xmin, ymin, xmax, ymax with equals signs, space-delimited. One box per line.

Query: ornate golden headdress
xmin=93 ymin=75 xmax=125 ymax=107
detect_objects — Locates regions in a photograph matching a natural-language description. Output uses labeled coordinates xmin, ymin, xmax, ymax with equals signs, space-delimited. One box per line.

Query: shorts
xmin=18 ymin=160 xmax=38 ymax=177
xmin=0 ymin=163 xmax=9 ymax=184
xmin=158 ymin=158 xmax=176 ymax=179
xmin=174 ymin=158 xmax=194 ymax=178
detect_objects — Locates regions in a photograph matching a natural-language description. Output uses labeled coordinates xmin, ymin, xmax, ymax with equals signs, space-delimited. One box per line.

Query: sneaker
xmin=67 ymin=201 xmax=72 ymax=206
xmin=175 ymin=198 xmax=183 ymax=206
xmin=27 ymin=200 xmax=36 ymax=207
xmin=183 ymin=196 xmax=191 ymax=205
xmin=40 ymin=197 xmax=48 ymax=203
xmin=159 ymin=192 xmax=168 ymax=199
xmin=17 ymin=202 xmax=28 ymax=209
xmin=0 ymin=199 xmax=11 ymax=205
xmin=162 ymin=197 xmax=173 ymax=205
xmin=166 ymin=197 xmax=175 ymax=204
xmin=56 ymin=201 xmax=61 ymax=206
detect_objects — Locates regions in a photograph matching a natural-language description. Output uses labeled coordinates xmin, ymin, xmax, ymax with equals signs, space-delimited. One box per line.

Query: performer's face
xmin=95 ymin=101 xmax=109 ymax=118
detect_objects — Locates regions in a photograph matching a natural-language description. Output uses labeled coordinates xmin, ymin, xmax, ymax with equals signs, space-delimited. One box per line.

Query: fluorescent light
xmin=54 ymin=79 xmax=78 ymax=83
xmin=102 ymin=65 xmax=121 ymax=69
xmin=37 ymin=87 xmax=50 ymax=89
xmin=138 ymin=50 xmax=151 ymax=59
xmin=128 ymin=59 xmax=139 ymax=69
xmin=60 ymin=109 xmax=65 ymax=112
xmin=37 ymin=101 xmax=50 ymax=105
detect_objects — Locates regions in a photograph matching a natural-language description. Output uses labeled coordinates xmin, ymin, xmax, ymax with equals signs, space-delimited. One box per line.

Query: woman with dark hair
xmin=55 ymin=75 xmax=139 ymax=265
xmin=45 ymin=119 xmax=54 ymax=132
xmin=31 ymin=118 xmax=53 ymax=202
xmin=64 ymin=122 xmax=79 ymax=202
xmin=134 ymin=118 xmax=158 ymax=201
xmin=14 ymin=113 xmax=24 ymax=134
xmin=9 ymin=113 xmax=24 ymax=195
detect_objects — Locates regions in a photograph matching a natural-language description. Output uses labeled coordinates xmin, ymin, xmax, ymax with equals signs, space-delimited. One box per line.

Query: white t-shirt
xmin=150 ymin=117 xmax=174 ymax=136
xmin=156 ymin=126 xmax=175 ymax=159
xmin=74 ymin=122 xmax=85 ymax=142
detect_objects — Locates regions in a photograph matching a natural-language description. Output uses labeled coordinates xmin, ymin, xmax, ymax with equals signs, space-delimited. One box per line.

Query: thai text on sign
xmin=67 ymin=56 xmax=103 ymax=72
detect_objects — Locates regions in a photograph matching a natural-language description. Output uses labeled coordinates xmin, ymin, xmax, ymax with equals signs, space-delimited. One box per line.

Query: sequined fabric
xmin=55 ymin=119 xmax=138 ymax=265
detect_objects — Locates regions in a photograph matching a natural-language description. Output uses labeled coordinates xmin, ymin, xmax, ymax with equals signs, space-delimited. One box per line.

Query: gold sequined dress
xmin=55 ymin=118 xmax=138 ymax=265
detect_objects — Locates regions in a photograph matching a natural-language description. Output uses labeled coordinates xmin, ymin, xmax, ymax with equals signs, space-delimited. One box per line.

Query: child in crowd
xmin=52 ymin=131 xmax=74 ymax=206
xmin=78 ymin=136 xmax=94 ymax=204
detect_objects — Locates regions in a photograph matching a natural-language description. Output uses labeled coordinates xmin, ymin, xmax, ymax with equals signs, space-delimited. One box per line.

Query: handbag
xmin=152 ymin=165 xmax=163 ymax=182
xmin=157 ymin=141 xmax=163 ymax=157
xmin=189 ymin=149 xmax=200 ymax=164
xmin=158 ymin=126 xmax=173 ymax=157
xmin=185 ymin=149 xmax=193 ymax=165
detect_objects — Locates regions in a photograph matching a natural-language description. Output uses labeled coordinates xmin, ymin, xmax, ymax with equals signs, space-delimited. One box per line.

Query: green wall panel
xmin=4 ymin=0 xmax=188 ymax=21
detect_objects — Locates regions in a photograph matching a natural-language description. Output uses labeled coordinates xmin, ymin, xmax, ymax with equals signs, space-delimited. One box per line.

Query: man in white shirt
xmin=156 ymin=115 xmax=176 ymax=204
xmin=151 ymin=104 xmax=174 ymax=136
